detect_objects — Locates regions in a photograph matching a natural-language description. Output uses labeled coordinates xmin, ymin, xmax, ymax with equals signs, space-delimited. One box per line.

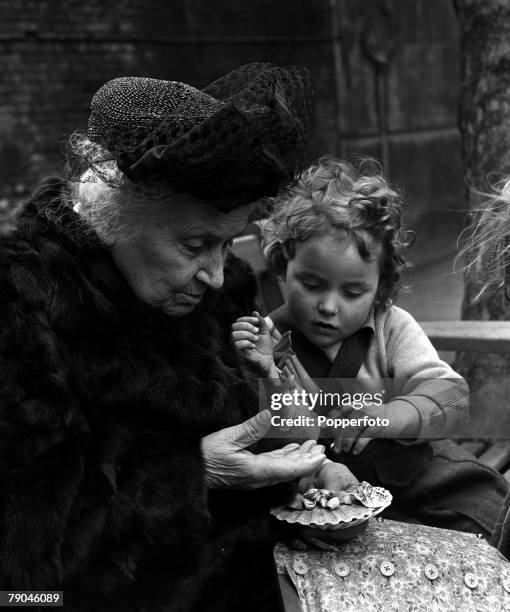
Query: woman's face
xmin=284 ymin=233 xmax=380 ymax=348
xmin=112 ymin=194 xmax=252 ymax=316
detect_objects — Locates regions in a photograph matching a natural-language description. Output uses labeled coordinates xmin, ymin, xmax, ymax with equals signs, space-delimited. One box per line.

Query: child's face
xmin=284 ymin=233 xmax=380 ymax=348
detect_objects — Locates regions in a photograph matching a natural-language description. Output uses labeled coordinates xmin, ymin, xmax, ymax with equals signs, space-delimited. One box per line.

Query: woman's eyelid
xmin=183 ymin=238 xmax=233 ymax=258
xmin=185 ymin=234 xmax=233 ymax=245
xmin=183 ymin=237 xmax=206 ymax=249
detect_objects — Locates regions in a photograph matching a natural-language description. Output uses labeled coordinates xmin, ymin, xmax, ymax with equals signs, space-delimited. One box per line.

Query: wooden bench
xmin=232 ymin=234 xmax=510 ymax=478
xmin=420 ymin=320 xmax=510 ymax=355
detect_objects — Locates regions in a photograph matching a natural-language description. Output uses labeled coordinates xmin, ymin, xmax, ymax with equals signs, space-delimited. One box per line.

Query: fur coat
xmin=0 ymin=180 xmax=290 ymax=611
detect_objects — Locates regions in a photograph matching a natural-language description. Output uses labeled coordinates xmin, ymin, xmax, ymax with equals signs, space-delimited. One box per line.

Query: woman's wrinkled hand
xmin=201 ymin=410 xmax=327 ymax=490
xmin=231 ymin=312 xmax=276 ymax=376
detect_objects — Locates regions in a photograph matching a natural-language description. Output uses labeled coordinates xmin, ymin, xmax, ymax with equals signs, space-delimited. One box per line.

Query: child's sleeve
xmin=383 ymin=306 xmax=469 ymax=441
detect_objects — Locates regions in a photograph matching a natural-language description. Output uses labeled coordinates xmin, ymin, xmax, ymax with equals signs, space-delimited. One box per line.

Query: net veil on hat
xmin=82 ymin=62 xmax=313 ymax=211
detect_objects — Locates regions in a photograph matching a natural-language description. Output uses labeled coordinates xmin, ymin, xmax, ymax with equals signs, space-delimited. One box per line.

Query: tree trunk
xmin=455 ymin=0 xmax=510 ymax=435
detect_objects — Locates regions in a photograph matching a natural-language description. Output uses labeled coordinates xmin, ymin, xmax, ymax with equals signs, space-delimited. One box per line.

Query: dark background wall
xmin=0 ymin=0 xmax=461 ymax=233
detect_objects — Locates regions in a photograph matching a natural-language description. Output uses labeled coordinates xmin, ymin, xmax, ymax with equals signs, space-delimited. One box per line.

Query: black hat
xmin=85 ymin=63 xmax=312 ymax=211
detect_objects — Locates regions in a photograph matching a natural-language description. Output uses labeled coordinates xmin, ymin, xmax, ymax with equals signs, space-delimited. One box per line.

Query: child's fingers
xmin=231 ymin=330 xmax=259 ymax=343
xmin=255 ymin=313 xmax=272 ymax=336
xmin=351 ymin=437 xmax=371 ymax=455
xmin=231 ymin=321 xmax=260 ymax=334
xmin=234 ymin=339 xmax=256 ymax=351
xmin=334 ymin=437 xmax=356 ymax=454
xmin=233 ymin=316 xmax=260 ymax=327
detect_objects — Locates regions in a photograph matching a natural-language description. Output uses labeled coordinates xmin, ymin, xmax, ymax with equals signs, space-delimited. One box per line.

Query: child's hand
xmin=231 ymin=311 xmax=276 ymax=376
xmin=297 ymin=457 xmax=359 ymax=494
xmin=332 ymin=436 xmax=372 ymax=456
xmin=331 ymin=401 xmax=421 ymax=455
xmin=294 ymin=458 xmax=363 ymax=549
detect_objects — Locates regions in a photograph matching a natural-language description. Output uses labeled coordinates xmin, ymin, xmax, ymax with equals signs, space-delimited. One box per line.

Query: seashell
xmin=351 ymin=481 xmax=392 ymax=508
xmin=303 ymin=488 xmax=321 ymax=502
xmin=319 ymin=496 xmax=329 ymax=508
xmin=319 ymin=488 xmax=331 ymax=498
xmin=303 ymin=498 xmax=316 ymax=510
xmin=327 ymin=497 xmax=340 ymax=509
xmin=270 ymin=501 xmax=374 ymax=530
xmin=336 ymin=491 xmax=353 ymax=505
xmin=287 ymin=493 xmax=304 ymax=510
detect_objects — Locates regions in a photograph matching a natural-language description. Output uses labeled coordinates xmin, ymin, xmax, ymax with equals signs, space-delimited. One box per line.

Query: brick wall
xmin=0 ymin=0 xmax=461 ymax=229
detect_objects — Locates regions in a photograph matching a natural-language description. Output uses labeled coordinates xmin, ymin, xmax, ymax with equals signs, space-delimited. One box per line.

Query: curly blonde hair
xmin=458 ymin=179 xmax=510 ymax=300
xmin=262 ymin=157 xmax=412 ymax=305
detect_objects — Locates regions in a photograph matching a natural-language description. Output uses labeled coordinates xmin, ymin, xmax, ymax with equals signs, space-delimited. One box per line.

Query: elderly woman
xmin=0 ymin=63 xmax=359 ymax=611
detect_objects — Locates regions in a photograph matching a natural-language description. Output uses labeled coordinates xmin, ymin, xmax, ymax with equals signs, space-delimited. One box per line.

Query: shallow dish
xmin=270 ymin=482 xmax=392 ymax=531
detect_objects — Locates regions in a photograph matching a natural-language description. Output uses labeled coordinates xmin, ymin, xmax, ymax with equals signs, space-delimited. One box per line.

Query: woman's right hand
xmin=201 ymin=410 xmax=326 ymax=490
xmin=231 ymin=312 xmax=277 ymax=376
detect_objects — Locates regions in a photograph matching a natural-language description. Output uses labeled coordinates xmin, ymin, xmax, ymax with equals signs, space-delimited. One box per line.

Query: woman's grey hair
xmin=66 ymin=134 xmax=173 ymax=243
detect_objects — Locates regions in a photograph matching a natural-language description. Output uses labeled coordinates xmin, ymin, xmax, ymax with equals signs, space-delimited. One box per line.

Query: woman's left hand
xmin=201 ymin=411 xmax=326 ymax=490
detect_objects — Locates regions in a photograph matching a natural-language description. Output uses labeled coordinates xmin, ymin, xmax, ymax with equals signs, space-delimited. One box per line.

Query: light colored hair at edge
xmin=457 ymin=178 xmax=510 ymax=302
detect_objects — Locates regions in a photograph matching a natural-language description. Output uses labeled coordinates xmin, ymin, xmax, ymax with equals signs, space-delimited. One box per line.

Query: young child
xmin=232 ymin=157 xmax=508 ymax=536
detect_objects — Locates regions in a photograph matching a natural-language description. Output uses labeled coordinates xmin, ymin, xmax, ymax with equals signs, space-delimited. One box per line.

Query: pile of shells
xmin=270 ymin=482 xmax=393 ymax=530
xmin=287 ymin=488 xmax=354 ymax=511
